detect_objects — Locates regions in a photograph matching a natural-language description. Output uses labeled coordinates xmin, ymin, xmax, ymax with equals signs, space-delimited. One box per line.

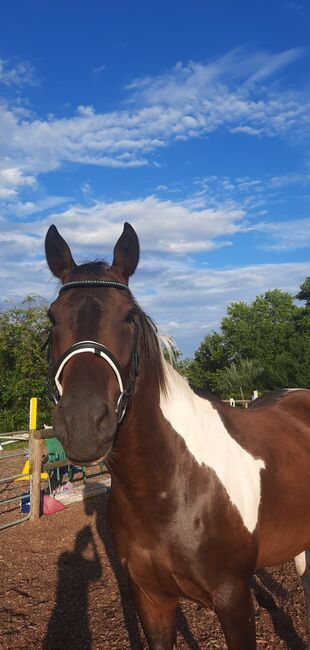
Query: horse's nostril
xmin=95 ymin=403 xmax=115 ymax=435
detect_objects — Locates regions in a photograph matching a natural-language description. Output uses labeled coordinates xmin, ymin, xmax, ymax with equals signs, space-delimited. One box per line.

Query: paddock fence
xmin=0 ymin=396 xmax=110 ymax=529
xmin=0 ymin=445 xmax=30 ymax=530
xmin=223 ymin=390 xmax=258 ymax=408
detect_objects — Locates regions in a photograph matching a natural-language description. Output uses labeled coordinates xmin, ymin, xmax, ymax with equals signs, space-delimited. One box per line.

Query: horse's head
xmin=45 ymin=223 xmax=140 ymax=463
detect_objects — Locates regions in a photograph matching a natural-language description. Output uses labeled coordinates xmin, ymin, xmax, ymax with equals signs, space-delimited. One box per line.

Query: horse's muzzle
xmin=52 ymin=395 xmax=117 ymax=463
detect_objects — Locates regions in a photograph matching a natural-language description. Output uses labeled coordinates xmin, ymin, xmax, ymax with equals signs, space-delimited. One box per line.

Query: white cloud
xmin=0 ymin=58 xmax=37 ymax=87
xmin=93 ymin=64 xmax=106 ymax=74
xmin=254 ymin=217 xmax=310 ymax=251
xmin=126 ymin=47 xmax=304 ymax=103
xmin=192 ymin=172 xmax=310 ymax=213
xmin=0 ymin=193 xmax=246 ymax=275
xmin=0 ymin=166 xmax=37 ymax=200
xmin=244 ymin=48 xmax=303 ymax=84
xmin=37 ymin=195 xmax=245 ymax=256
xmin=230 ymin=126 xmax=263 ymax=136
xmin=0 ymin=46 xmax=309 ymax=201
xmin=10 ymin=195 xmax=71 ymax=218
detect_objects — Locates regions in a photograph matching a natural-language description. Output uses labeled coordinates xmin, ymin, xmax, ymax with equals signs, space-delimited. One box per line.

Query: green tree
xmin=0 ymin=297 xmax=52 ymax=432
xmin=220 ymin=289 xmax=304 ymax=390
xmin=187 ymin=286 xmax=310 ymax=397
xmin=186 ymin=331 xmax=228 ymax=392
xmin=216 ymin=358 xmax=264 ymax=399
xmin=296 ymin=276 xmax=310 ymax=306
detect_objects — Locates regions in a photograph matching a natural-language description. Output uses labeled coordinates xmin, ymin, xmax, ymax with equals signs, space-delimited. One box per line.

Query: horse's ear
xmin=45 ymin=225 xmax=76 ymax=280
xmin=112 ymin=222 xmax=139 ymax=282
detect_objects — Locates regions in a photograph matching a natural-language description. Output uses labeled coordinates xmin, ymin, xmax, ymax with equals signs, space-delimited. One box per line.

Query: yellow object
xmin=29 ymin=397 xmax=37 ymax=430
xmin=16 ymin=459 xmax=48 ymax=481
xmin=15 ymin=460 xmax=48 ymax=481
xmin=17 ymin=399 xmax=48 ymax=481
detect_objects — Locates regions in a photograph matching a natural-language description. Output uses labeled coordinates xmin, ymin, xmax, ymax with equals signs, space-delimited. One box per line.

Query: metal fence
xmin=0 ymin=447 xmax=31 ymax=530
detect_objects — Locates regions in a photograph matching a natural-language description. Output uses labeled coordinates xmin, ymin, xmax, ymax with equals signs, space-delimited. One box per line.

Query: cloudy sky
xmin=0 ymin=1 xmax=310 ymax=355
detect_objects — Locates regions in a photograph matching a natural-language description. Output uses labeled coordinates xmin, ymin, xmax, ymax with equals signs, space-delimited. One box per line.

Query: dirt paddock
xmin=0 ymin=491 xmax=308 ymax=650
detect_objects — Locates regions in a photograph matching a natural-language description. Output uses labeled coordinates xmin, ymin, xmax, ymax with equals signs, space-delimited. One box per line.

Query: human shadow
xmin=84 ymin=493 xmax=143 ymax=649
xmin=43 ymin=524 xmax=102 ymax=650
xmin=252 ymin=569 xmax=305 ymax=650
xmin=176 ymin=604 xmax=202 ymax=648
xmin=85 ymin=493 xmax=201 ymax=649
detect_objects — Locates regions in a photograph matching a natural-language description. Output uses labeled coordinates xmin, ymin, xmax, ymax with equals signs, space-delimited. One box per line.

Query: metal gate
xmin=0 ymin=448 xmax=31 ymax=530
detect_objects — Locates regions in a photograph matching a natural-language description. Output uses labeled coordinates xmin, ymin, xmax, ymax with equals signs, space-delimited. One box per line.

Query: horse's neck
xmin=111 ymin=361 xmax=266 ymax=536
xmin=111 ymin=361 xmax=214 ymax=493
xmin=110 ymin=361 xmax=179 ymax=492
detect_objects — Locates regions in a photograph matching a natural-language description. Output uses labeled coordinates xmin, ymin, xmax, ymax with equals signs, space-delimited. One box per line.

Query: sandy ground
xmin=0 ymin=451 xmax=308 ymax=649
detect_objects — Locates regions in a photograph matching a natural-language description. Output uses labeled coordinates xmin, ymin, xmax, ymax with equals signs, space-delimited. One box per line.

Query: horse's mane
xmin=134 ymin=303 xmax=170 ymax=395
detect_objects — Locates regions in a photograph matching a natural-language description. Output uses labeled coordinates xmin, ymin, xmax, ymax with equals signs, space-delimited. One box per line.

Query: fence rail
xmin=0 ymin=448 xmax=31 ymax=530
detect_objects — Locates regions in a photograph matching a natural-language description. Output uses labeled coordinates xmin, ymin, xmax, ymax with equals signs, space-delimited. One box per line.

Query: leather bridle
xmin=48 ymin=280 xmax=140 ymax=423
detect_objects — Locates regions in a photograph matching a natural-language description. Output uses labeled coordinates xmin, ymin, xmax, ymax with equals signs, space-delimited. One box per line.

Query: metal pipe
xmin=0 ymin=451 xmax=26 ymax=461
xmin=0 ymin=472 xmax=30 ymax=484
xmin=0 ymin=513 xmax=30 ymax=531
xmin=0 ymin=494 xmax=28 ymax=506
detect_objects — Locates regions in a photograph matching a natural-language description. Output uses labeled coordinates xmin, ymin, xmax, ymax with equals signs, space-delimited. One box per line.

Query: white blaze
xmin=160 ymin=364 xmax=265 ymax=534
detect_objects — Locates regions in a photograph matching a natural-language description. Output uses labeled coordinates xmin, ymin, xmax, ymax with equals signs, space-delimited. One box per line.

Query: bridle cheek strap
xmin=54 ymin=341 xmax=128 ymax=423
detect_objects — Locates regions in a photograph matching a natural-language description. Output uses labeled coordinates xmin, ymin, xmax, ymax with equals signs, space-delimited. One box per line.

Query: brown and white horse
xmin=45 ymin=223 xmax=310 ymax=650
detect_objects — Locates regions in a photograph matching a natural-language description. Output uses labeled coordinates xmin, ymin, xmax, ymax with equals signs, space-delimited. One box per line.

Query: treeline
xmin=0 ymin=278 xmax=309 ymax=431
xmin=181 ymin=278 xmax=310 ymax=399
xmin=0 ymin=297 xmax=51 ymax=432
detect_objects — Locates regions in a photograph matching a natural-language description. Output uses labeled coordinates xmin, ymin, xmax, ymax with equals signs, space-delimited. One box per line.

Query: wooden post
xmin=29 ymin=432 xmax=44 ymax=522
xmin=29 ymin=397 xmax=43 ymax=522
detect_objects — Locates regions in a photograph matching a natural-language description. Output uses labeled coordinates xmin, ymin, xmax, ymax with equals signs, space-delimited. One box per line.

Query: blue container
xmin=20 ymin=490 xmax=45 ymax=513
xmin=21 ymin=492 xmax=30 ymax=513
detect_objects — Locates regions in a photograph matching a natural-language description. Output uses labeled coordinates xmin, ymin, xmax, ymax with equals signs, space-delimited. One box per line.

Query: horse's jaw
xmin=67 ymin=445 xmax=113 ymax=466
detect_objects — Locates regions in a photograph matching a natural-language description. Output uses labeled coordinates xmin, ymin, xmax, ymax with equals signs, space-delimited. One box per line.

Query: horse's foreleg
xmin=295 ymin=549 xmax=310 ymax=650
xmin=128 ymin=577 xmax=178 ymax=650
xmin=213 ymin=577 xmax=256 ymax=650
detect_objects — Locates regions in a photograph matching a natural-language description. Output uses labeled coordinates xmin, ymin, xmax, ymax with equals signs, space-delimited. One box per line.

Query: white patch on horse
xmin=160 ymin=364 xmax=265 ymax=534
xmin=295 ymin=551 xmax=306 ymax=577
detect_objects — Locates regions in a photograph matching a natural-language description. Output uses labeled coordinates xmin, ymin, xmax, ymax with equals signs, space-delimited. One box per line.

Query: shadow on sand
xmin=252 ymin=569 xmax=305 ymax=650
xmin=43 ymin=523 xmax=102 ymax=650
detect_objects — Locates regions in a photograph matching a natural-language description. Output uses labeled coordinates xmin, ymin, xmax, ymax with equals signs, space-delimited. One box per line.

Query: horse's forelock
xmin=72 ymin=260 xmax=109 ymax=277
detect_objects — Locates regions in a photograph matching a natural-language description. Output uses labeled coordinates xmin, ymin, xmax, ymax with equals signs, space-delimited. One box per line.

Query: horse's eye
xmin=125 ymin=308 xmax=137 ymax=324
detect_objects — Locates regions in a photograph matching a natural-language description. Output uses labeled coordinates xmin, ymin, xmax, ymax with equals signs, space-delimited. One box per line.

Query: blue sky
xmin=0 ymin=0 xmax=309 ymax=355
